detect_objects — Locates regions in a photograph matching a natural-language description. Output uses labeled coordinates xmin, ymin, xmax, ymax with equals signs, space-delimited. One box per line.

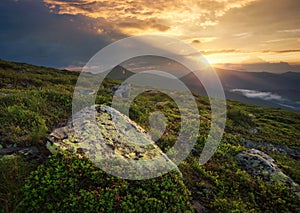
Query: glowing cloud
xmin=41 ymin=0 xmax=300 ymax=65
xmin=43 ymin=0 xmax=258 ymax=35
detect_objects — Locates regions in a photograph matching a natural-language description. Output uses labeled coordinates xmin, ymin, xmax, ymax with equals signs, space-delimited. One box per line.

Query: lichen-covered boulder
xmin=47 ymin=105 xmax=181 ymax=179
xmin=237 ymin=149 xmax=299 ymax=195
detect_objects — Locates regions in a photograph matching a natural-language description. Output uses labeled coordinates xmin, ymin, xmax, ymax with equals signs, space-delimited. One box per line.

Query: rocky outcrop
xmin=237 ymin=149 xmax=300 ymax=196
xmin=47 ymin=105 xmax=181 ymax=179
xmin=241 ymin=139 xmax=300 ymax=161
xmin=111 ymin=83 xmax=131 ymax=98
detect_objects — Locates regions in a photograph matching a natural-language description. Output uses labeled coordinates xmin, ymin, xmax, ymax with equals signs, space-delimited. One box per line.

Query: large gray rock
xmin=237 ymin=149 xmax=299 ymax=196
xmin=47 ymin=105 xmax=181 ymax=179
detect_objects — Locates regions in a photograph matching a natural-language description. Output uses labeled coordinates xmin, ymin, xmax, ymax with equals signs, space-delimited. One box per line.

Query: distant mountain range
xmin=108 ymin=64 xmax=300 ymax=112
xmin=182 ymin=69 xmax=300 ymax=112
xmin=215 ymin=61 xmax=300 ymax=74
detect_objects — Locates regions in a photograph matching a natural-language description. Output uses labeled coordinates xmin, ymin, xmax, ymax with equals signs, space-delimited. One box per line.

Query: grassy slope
xmin=0 ymin=60 xmax=299 ymax=212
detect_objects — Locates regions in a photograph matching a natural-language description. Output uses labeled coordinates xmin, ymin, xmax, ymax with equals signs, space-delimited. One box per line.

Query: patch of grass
xmin=0 ymin=155 xmax=37 ymax=213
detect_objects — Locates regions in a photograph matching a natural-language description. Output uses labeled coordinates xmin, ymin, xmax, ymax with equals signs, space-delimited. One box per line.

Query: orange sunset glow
xmin=42 ymin=0 xmax=300 ymax=66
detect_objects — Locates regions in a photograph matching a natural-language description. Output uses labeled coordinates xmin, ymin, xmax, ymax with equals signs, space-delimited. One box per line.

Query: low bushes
xmin=20 ymin=152 xmax=194 ymax=212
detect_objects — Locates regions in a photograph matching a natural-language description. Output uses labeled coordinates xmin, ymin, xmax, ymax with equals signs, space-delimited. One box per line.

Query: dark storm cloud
xmin=0 ymin=0 xmax=123 ymax=68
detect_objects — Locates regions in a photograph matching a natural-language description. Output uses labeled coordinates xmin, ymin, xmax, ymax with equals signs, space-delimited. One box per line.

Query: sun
xmin=204 ymin=56 xmax=219 ymax=65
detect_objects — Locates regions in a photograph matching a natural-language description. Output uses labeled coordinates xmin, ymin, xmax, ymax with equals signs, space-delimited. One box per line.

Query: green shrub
xmin=0 ymin=105 xmax=48 ymax=146
xmin=20 ymin=152 xmax=194 ymax=213
xmin=227 ymin=108 xmax=255 ymax=128
xmin=0 ymin=155 xmax=36 ymax=213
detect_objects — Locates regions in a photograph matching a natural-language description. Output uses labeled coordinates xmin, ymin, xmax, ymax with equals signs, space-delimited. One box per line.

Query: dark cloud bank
xmin=0 ymin=0 xmax=123 ymax=68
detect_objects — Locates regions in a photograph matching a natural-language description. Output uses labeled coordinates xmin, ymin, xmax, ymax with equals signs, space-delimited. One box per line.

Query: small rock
xmin=18 ymin=146 xmax=39 ymax=156
xmin=237 ymin=149 xmax=300 ymax=194
xmin=111 ymin=83 xmax=131 ymax=98
xmin=49 ymin=128 xmax=68 ymax=140
xmin=21 ymin=81 xmax=30 ymax=88
xmin=0 ymin=147 xmax=21 ymax=155
xmin=0 ymin=146 xmax=39 ymax=157
xmin=18 ymin=69 xmax=25 ymax=73
xmin=248 ymin=113 xmax=256 ymax=118
xmin=192 ymin=200 xmax=208 ymax=213
xmin=76 ymin=90 xmax=96 ymax=95
xmin=7 ymin=84 xmax=13 ymax=88
xmin=241 ymin=139 xmax=300 ymax=161
xmin=249 ymin=128 xmax=258 ymax=134
xmin=237 ymin=149 xmax=278 ymax=175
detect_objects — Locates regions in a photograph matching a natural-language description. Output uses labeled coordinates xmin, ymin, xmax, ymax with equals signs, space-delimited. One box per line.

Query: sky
xmin=1 ymin=0 xmax=300 ymax=70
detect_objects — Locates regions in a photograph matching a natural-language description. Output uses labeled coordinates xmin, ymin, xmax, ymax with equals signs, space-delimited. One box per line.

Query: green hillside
xmin=0 ymin=59 xmax=299 ymax=212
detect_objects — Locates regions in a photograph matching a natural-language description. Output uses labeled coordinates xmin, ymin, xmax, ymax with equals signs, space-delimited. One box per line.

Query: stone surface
xmin=0 ymin=146 xmax=39 ymax=157
xmin=192 ymin=200 xmax=209 ymax=213
xmin=241 ymin=139 xmax=300 ymax=161
xmin=18 ymin=69 xmax=25 ymax=73
xmin=76 ymin=89 xmax=96 ymax=95
xmin=249 ymin=128 xmax=258 ymax=134
xmin=248 ymin=113 xmax=256 ymax=118
xmin=47 ymin=105 xmax=181 ymax=179
xmin=0 ymin=147 xmax=20 ymax=155
xmin=111 ymin=83 xmax=131 ymax=98
xmin=237 ymin=149 xmax=300 ymax=195
xmin=18 ymin=146 xmax=39 ymax=156
xmin=7 ymin=84 xmax=13 ymax=88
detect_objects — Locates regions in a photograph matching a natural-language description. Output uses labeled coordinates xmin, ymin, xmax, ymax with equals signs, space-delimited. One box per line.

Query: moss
xmin=0 ymin=59 xmax=299 ymax=212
